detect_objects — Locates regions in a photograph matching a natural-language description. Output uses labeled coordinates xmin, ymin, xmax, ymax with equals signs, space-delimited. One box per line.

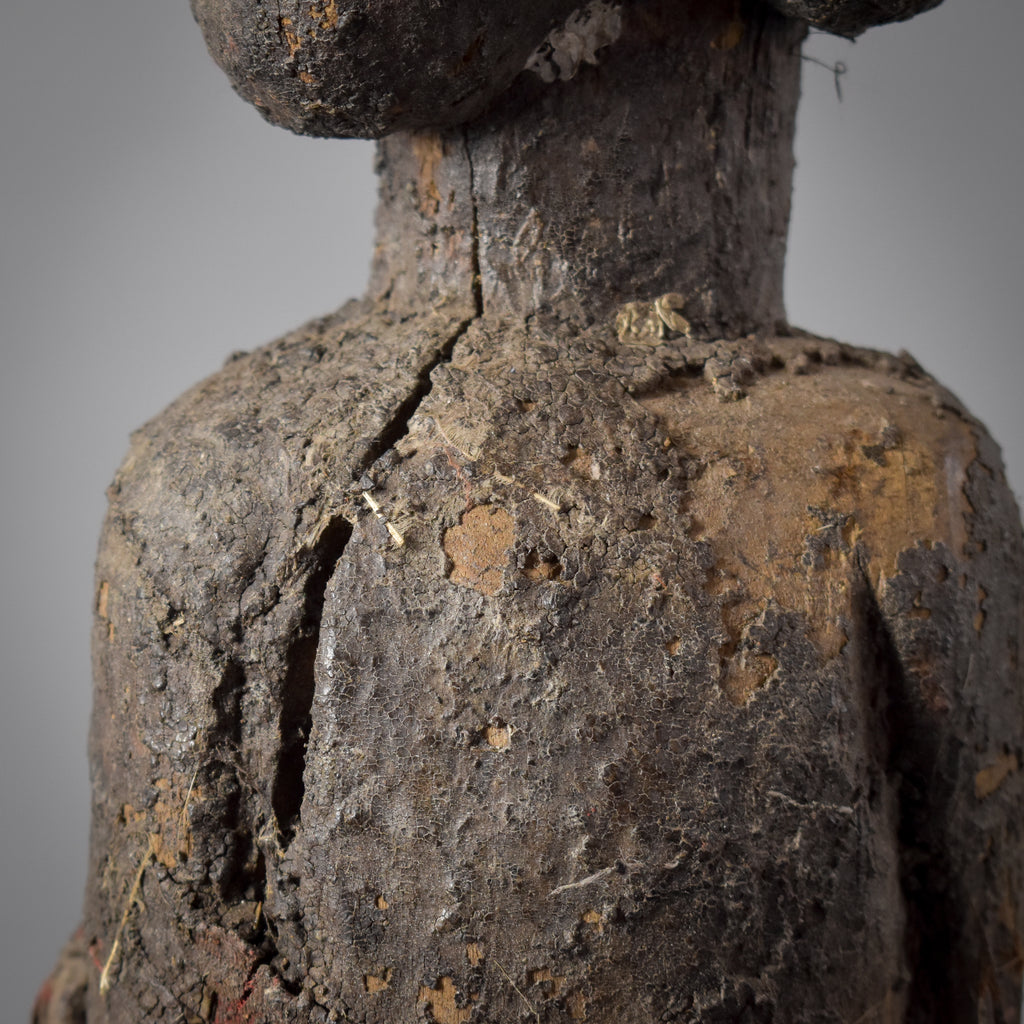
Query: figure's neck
xmin=368 ymin=1 xmax=804 ymax=338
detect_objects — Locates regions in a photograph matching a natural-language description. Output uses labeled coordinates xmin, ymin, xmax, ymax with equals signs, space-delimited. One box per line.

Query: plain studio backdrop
xmin=2 ymin=1 xmax=1021 ymax=1018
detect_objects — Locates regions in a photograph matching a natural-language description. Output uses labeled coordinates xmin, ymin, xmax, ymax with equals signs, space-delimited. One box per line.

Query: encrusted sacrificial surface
xmin=189 ymin=0 xmax=583 ymax=138
xmin=58 ymin=5 xmax=1020 ymax=1019
xmin=76 ymin=298 xmax=1024 ymax=1023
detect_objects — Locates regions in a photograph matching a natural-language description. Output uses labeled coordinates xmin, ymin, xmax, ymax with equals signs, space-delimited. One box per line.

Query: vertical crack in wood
xmin=207 ymin=659 xmax=262 ymax=900
xmin=273 ymin=303 xmax=483 ymax=845
xmin=272 ymin=515 xmax=354 ymax=844
xmin=353 ymin=134 xmax=483 ymax=479
xmin=354 ymin=318 xmax=479 ymax=479
xmin=464 ymin=126 xmax=485 ymax=320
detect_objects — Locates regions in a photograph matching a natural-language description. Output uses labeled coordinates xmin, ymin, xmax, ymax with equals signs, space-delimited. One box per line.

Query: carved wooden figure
xmin=36 ymin=1 xmax=1023 ymax=1022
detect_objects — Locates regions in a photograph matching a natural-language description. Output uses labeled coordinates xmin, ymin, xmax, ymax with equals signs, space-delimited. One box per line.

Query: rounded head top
xmin=190 ymin=0 xmax=943 ymax=139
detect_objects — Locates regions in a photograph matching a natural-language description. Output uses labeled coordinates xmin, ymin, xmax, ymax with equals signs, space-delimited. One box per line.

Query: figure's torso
xmin=85 ymin=305 xmax=1024 ymax=1023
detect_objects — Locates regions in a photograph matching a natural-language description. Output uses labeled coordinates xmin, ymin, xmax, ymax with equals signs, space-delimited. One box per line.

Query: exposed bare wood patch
xmin=444 ymin=505 xmax=514 ymax=596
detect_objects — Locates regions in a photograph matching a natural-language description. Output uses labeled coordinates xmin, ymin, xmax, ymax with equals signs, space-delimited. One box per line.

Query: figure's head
xmin=191 ymin=0 xmax=942 ymax=139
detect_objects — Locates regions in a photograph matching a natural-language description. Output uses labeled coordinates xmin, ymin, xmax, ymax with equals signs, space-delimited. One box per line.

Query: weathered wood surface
xmin=189 ymin=0 xmax=584 ymax=137
xmin=38 ymin=1 xmax=1023 ymax=1022
xmin=77 ymin=304 xmax=1024 ymax=1024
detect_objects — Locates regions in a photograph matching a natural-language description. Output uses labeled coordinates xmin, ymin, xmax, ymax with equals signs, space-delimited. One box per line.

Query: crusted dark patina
xmin=36 ymin=1 xmax=1023 ymax=1022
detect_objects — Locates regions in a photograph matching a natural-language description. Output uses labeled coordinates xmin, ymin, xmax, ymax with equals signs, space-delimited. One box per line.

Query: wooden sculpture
xmin=36 ymin=1 xmax=1023 ymax=1021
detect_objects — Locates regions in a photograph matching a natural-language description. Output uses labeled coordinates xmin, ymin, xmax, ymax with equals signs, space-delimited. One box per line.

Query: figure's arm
xmin=870 ymin=421 xmax=1024 ymax=1021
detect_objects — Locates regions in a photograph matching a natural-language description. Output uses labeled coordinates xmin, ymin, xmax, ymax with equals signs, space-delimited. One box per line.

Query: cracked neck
xmin=367 ymin=1 xmax=805 ymax=338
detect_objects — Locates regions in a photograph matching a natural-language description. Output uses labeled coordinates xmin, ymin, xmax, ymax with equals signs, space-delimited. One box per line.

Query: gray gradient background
xmin=2 ymin=1 xmax=1021 ymax=1018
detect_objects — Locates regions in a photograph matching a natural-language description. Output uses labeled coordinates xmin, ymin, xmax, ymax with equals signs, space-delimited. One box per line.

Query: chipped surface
xmin=364 ymin=968 xmax=392 ymax=994
xmin=443 ymin=505 xmax=515 ymax=596
xmin=640 ymin=336 xmax=979 ymax=701
xmin=418 ymin=976 xmax=473 ymax=1024
xmin=976 ymin=753 xmax=1019 ymax=800
xmin=483 ymin=721 xmax=512 ymax=750
xmin=412 ymin=133 xmax=444 ymax=218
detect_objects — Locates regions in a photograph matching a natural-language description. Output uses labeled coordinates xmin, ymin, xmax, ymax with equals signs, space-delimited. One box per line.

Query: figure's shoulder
xmin=115 ymin=297 xmax=471 ymax=492
xmin=638 ymin=330 xmax=1019 ymax=619
xmin=99 ymin=296 xmax=475 ymax=616
xmin=639 ymin=330 xmax=984 ymax=456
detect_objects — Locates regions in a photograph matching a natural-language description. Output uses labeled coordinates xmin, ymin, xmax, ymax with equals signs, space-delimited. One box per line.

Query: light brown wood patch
xmin=975 ymin=753 xmax=1018 ymax=800
xmin=444 ymin=505 xmax=514 ymax=596
xmin=412 ymin=133 xmax=444 ymax=217
xmin=484 ymin=721 xmax=511 ymax=749
xmin=641 ymin=351 xmax=977 ymax=704
xmin=566 ymin=990 xmax=588 ymax=1020
xmin=364 ymin=968 xmax=392 ymax=994
xmin=418 ymin=976 xmax=472 ymax=1024
xmin=120 ymin=774 xmax=197 ymax=870
xmin=528 ymin=967 xmax=565 ymax=997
